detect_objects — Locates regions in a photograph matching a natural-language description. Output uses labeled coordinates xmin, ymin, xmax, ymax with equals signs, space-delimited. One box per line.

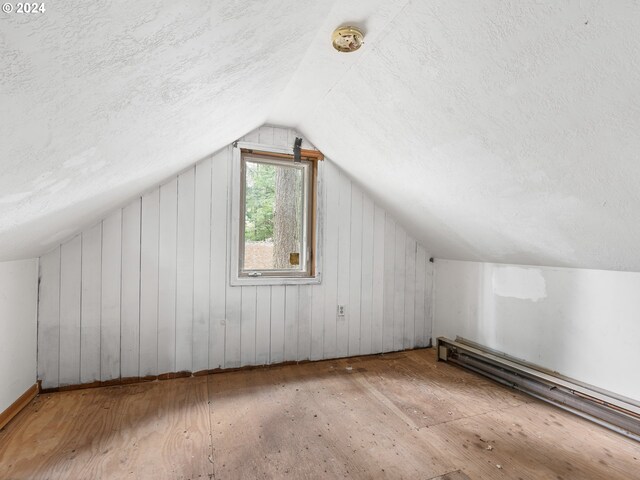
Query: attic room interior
xmin=1 ymin=1 xmax=640 ymax=479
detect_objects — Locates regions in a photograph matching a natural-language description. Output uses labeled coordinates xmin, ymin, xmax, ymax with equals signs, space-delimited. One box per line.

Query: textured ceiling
xmin=0 ymin=0 xmax=333 ymax=260
xmin=272 ymin=0 xmax=640 ymax=271
xmin=3 ymin=1 xmax=640 ymax=271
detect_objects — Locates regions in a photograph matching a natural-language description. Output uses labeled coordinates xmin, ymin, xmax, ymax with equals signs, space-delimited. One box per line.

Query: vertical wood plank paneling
xmin=348 ymin=185 xmax=363 ymax=356
xmin=310 ymin=162 xmax=326 ymax=361
xmin=37 ymin=126 xmax=434 ymax=387
xmin=414 ymin=245 xmax=427 ymax=348
xmin=140 ymin=189 xmax=160 ymax=376
xmin=121 ymin=199 xmax=141 ymax=379
xmin=309 ymin=278 xmax=324 ymax=361
xmin=253 ymin=283 xmax=270 ymax=361
xmin=382 ymin=215 xmax=396 ymax=352
xmin=258 ymin=125 xmax=275 ymax=144
xmin=81 ymin=224 xmax=101 ymax=383
xmin=322 ymin=162 xmax=340 ymax=359
xmin=59 ymin=236 xmax=81 ymax=386
xmin=425 ymin=261 xmax=434 ymax=346
xmin=210 ymin=149 xmax=228 ymax=370
xmin=284 ymin=285 xmax=298 ymax=361
xmin=255 ymin=286 xmax=271 ymax=365
xmin=359 ymin=196 xmax=374 ymax=355
xmin=193 ymin=158 xmax=212 ymax=372
xmin=270 ymin=286 xmax=285 ymax=364
xmin=336 ymin=170 xmax=351 ymax=358
xmin=403 ymin=236 xmax=416 ymax=350
xmin=176 ymin=169 xmax=195 ymax=373
xmin=38 ymin=247 xmax=61 ymax=389
xmin=225 ymin=285 xmax=242 ymax=368
xmin=393 ymin=225 xmax=406 ymax=352
xmin=242 ymin=128 xmax=260 ymax=143
xmin=158 ymin=179 xmax=177 ymax=375
xmin=297 ymin=285 xmax=312 ymax=361
xmin=371 ymin=205 xmax=385 ymax=353
xmin=273 ymin=126 xmax=288 ymax=147
xmin=240 ymin=286 xmax=257 ymax=366
xmin=224 ymin=147 xmax=242 ymax=370
xmin=101 ymin=210 xmax=122 ymax=381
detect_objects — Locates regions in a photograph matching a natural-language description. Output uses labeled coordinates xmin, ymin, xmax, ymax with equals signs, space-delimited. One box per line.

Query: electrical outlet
xmin=337 ymin=305 xmax=346 ymax=317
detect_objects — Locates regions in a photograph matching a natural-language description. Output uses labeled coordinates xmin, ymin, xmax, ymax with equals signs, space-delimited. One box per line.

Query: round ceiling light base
xmin=332 ymin=26 xmax=364 ymax=53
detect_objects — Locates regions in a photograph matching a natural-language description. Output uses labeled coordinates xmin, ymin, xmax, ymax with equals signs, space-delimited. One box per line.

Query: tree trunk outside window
xmin=273 ymin=168 xmax=300 ymax=269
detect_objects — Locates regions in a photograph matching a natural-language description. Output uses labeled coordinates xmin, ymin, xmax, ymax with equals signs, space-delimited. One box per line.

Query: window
xmin=230 ymin=143 xmax=322 ymax=285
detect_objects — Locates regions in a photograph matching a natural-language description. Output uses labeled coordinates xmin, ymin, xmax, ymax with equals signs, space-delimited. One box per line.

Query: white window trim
xmin=229 ymin=141 xmax=324 ymax=286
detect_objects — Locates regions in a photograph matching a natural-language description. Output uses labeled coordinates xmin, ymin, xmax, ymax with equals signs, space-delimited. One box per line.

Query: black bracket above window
xmin=293 ymin=137 xmax=302 ymax=163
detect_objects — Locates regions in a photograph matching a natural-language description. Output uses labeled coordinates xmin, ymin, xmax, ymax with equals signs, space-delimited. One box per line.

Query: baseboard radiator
xmin=436 ymin=337 xmax=640 ymax=442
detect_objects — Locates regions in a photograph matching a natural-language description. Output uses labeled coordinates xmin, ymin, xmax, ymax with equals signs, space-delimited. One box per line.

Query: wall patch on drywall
xmin=492 ymin=266 xmax=546 ymax=302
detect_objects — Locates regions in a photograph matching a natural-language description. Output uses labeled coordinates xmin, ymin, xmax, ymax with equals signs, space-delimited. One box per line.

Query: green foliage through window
xmin=244 ymin=162 xmax=276 ymax=241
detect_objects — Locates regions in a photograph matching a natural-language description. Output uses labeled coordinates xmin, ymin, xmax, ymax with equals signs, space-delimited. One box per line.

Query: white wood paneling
xmin=140 ymin=190 xmax=160 ymax=376
xmin=336 ymin=170 xmax=351 ymax=358
xmin=309 ymin=161 xmax=327 ymax=361
xmin=393 ymin=225 xmax=406 ymax=352
xmin=38 ymin=247 xmax=60 ymax=389
xmin=59 ymin=236 xmax=81 ymax=386
xmin=360 ymin=195 xmax=374 ymax=355
xmin=270 ymin=285 xmax=286 ymax=364
xmin=371 ymin=205 xmax=385 ymax=353
xmin=37 ymin=126 xmax=433 ymax=388
xmin=348 ymin=186 xmax=363 ymax=356
xmin=158 ymin=179 xmax=178 ymax=375
xmin=415 ymin=245 xmax=427 ymax=348
xmin=425 ymin=260 xmax=434 ymax=344
xmin=80 ymin=224 xmax=101 ymax=383
xmin=309 ymin=280 xmax=324 ymax=361
xmin=121 ymin=199 xmax=141 ymax=378
xmin=322 ymin=161 xmax=340 ymax=359
xmin=225 ymin=284 xmax=242 ymax=368
xmin=297 ymin=285 xmax=312 ymax=361
xmin=255 ymin=286 xmax=271 ymax=365
xmin=240 ymin=286 xmax=257 ymax=366
xmin=209 ymin=149 xmax=228 ymax=370
xmin=382 ymin=215 xmax=395 ymax=353
xmin=176 ymin=169 xmax=195 ymax=373
xmin=193 ymin=158 xmax=212 ymax=372
xmin=404 ymin=237 xmax=417 ymax=350
xmin=101 ymin=211 xmax=122 ymax=381
xmin=284 ymin=285 xmax=298 ymax=361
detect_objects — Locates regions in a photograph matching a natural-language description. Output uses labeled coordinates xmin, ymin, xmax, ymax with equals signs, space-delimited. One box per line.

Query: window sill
xmin=229 ymin=274 xmax=322 ymax=287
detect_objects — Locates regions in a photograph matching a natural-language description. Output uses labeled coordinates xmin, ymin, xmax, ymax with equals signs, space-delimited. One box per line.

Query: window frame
xmin=229 ymin=141 xmax=323 ymax=286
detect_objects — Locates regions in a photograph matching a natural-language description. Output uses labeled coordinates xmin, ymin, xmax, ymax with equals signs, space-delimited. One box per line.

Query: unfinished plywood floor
xmin=1 ymin=349 xmax=639 ymax=479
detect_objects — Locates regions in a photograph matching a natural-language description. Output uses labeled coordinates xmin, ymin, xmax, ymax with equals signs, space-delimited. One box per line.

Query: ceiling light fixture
xmin=331 ymin=26 xmax=364 ymax=53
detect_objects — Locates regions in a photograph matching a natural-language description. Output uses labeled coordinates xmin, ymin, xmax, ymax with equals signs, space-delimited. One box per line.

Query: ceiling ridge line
xmin=266 ymin=0 xmax=342 ymax=127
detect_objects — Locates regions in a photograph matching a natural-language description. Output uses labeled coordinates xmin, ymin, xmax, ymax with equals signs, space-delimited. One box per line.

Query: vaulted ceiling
xmin=2 ymin=1 xmax=640 ymax=270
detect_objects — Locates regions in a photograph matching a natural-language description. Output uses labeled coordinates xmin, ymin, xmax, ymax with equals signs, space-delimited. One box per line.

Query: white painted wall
xmin=0 ymin=259 xmax=38 ymax=413
xmin=37 ymin=126 xmax=433 ymax=389
xmin=433 ymin=259 xmax=640 ymax=401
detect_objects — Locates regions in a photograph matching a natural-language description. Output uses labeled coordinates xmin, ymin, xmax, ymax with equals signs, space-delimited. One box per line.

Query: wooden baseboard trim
xmin=40 ymin=346 xmax=433 ymax=394
xmin=0 ymin=383 xmax=39 ymax=430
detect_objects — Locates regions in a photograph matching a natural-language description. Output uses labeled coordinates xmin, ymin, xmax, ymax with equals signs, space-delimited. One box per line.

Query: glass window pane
xmin=243 ymin=158 xmax=304 ymax=272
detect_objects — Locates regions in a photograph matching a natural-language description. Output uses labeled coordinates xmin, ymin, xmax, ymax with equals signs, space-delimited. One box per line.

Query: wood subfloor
xmin=1 ymin=349 xmax=638 ymax=479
